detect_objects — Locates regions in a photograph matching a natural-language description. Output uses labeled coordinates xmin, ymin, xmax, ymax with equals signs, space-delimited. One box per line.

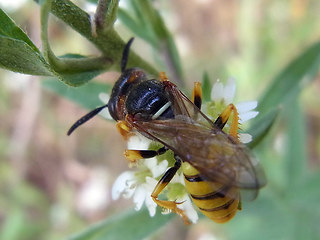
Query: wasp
xmin=68 ymin=38 xmax=266 ymax=224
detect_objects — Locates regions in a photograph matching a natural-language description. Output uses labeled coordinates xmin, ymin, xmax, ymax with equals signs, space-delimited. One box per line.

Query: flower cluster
xmin=103 ymin=78 xmax=258 ymax=223
xmin=206 ymin=78 xmax=258 ymax=143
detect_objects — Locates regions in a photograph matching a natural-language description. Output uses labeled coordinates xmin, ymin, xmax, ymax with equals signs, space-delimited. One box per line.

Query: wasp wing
xmin=130 ymin=118 xmax=266 ymax=201
xmin=128 ymin=81 xmax=266 ymax=200
xmin=163 ymin=80 xmax=216 ymax=128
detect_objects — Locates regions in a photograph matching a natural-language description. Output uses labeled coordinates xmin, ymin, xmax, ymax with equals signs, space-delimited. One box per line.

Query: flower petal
xmin=133 ymin=186 xmax=146 ymax=211
xmin=98 ymin=92 xmax=112 ymax=119
xmin=223 ymin=77 xmax=236 ymax=104
xmin=127 ymin=134 xmax=151 ymax=150
xmin=239 ymin=133 xmax=253 ymax=143
xmin=99 ymin=108 xmax=112 ymax=120
xmin=239 ymin=111 xmax=259 ymax=123
xmin=144 ymin=177 xmax=158 ymax=191
xmin=144 ymin=158 xmax=157 ymax=171
xmin=111 ymin=171 xmax=135 ymax=200
xmin=133 ymin=177 xmax=158 ymax=215
xmin=99 ymin=92 xmax=109 ymax=104
xmin=171 ymin=172 xmax=185 ymax=184
xmin=177 ymin=195 xmax=199 ymax=224
xmin=210 ymin=80 xmax=224 ymax=101
xmin=151 ymin=160 xmax=168 ymax=178
xmin=145 ymin=194 xmax=157 ymax=217
xmin=236 ymin=101 xmax=258 ymax=113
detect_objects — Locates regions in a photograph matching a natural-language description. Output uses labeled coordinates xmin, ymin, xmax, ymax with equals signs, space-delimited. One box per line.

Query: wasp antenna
xmin=121 ymin=37 xmax=134 ymax=73
xmin=67 ymin=104 xmax=108 ymax=136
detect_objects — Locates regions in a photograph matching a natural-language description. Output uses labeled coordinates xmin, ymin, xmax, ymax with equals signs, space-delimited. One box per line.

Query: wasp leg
xmin=124 ymin=146 xmax=167 ymax=162
xmin=151 ymin=157 xmax=190 ymax=224
xmin=214 ymin=104 xmax=240 ymax=141
xmin=191 ymin=82 xmax=202 ymax=109
xmin=116 ymin=120 xmax=133 ymax=140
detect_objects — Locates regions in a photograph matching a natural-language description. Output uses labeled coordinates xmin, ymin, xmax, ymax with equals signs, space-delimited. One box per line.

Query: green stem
xmin=40 ymin=0 xmax=58 ymax=63
xmin=95 ymin=0 xmax=119 ymax=31
xmin=40 ymin=0 xmax=114 ymax=74
xmin=48 ymin=0 xmax=158 ymax=75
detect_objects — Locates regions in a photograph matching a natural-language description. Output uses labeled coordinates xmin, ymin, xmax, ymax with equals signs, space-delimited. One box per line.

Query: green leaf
xmin=67 ymin=208 xmax=173 ymax=240
xmin=117 ymin=8 xmax=155 ymax=45
xmin=42 ymin=78 xmax=111 ymax=109
xmin=0 ymin=8 xmax=39 ymax=52
xmin=57 ymin=70 xmax=104 ymax=87
xmin=258 ymin=40 xmax=320 ymax=112
xmin=119 ymin=0 xmax=183 ymax=85
xmin=284 ymin=98 xmax=307 ymax=190
xmin=247 ymin=107 xmax=279 ymax=149
xmin=136 ymin=0 xmax=183 ymax=83
xmin=0 ymin=36 xmax=53 ymax=76
xmin=0 ymin=210 xmax=25 ymax=240
xmin=293 ymin=172 xmax=320 ymax=208
xmin=201 ymin=71 xmax=212 ymax=102
xmin=0 ymin=9 xmax=52 ymax=75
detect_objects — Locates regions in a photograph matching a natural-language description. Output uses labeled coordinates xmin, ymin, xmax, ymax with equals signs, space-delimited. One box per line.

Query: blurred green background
xmin=0 ymin=0 xmax=320 ymax=240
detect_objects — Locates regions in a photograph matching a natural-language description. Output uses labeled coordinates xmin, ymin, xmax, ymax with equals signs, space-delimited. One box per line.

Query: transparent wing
xmin=127 ymin=80 xmax=266 ymax=201
xmin=129 ymin=118 xmax=266 ymax=201
xmin=162 ymin=80 xmax=216 ymax=128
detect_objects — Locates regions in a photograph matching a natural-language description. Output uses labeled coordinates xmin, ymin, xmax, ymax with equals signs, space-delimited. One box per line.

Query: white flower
xmin=177 ymin=195 xmax=199 ymax=224
xmin=211 ymin=78 xmax=236 ymax=105
xmin=111 ymin=133 xmax=199 ymax=222
xmin=112 ymin=171 xmax=136 ymax=199
xmin=77 ymin=169 xmax=109 ymax=215
xmin=208 ymin=77 xmax=259 ymax=143
xmin=236 ymin=101 xmax=259 ymax=124
xmin=133 ymin=177 xmax=158 ymax=216
xmin=111 ymin=167 xmax=158 ymax=217
xmin=112 ymin=134 xmax=169 ymax=217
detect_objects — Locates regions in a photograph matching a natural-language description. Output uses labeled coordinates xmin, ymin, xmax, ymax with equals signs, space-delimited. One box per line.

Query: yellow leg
xmin=191 ymin=82 xmax=202 ymax=109
xmin=214 ymin=104 xmax=240 ymax=141
xmin=150 ymin=158 xmax=190 ymax=224
xmin=124 ymin=147 xmax=167 ymax=163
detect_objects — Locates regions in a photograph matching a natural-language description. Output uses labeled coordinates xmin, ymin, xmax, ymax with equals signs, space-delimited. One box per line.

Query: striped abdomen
xmin=182 ymin=162 xmax=241 ymax=223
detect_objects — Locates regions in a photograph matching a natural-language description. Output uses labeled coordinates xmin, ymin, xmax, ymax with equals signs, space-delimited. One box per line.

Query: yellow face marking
xmin=116 ymin=120 xmax=132 ymax=139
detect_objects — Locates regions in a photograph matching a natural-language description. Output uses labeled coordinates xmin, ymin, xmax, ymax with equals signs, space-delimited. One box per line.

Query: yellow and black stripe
xmin=182 ymin=162 xmax=240 ymax=223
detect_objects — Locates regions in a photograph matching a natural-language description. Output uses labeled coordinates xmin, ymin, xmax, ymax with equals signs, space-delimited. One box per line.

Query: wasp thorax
xmin=125 ymin=79 xmax=174 ymax=121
